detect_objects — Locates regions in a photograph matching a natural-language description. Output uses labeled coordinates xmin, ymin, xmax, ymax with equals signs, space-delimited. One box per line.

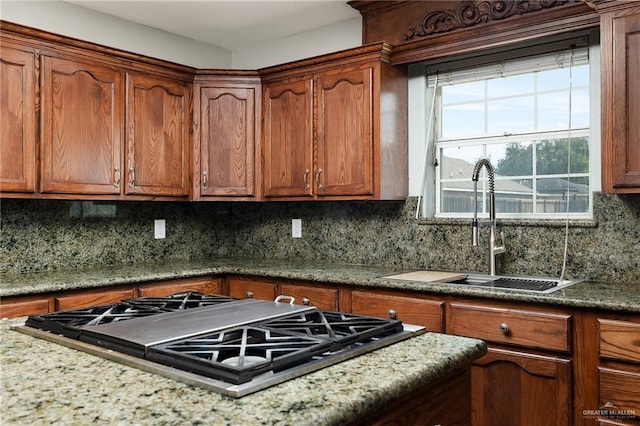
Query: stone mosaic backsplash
xmin=1 ymin=193 xmax=638 ymax=283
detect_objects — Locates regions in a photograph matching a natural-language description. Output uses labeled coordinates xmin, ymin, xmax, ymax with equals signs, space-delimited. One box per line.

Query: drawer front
xmin=55 ymin=288 xmax=135 ymax=311
xmin=599 ymin=319 xmax=640 ymax=364
xmin=599 ymin=367 xmax=640 ymax=420
xmin=0 ymin=298 xmax=51 ymax=318
xmin=280 ymin=283 xmax=338 ymax=311
xmin=449 ymin=302 xmax=571 ymax=352
xmin=351 ymin=290 xmax=444 ymax=332
xmin=139 ymin=277 xmax=222 ymax=297
xmin=228 ymin=278 xmax=276 ymax=301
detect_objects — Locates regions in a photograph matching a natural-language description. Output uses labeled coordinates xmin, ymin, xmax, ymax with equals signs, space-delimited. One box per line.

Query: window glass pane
xmin=537 ymin=68 xmax=570 ymax=91
xmin=538 ymin=92 xmax=570 ymax=130
xmin=495 ymin=190 xmax=534 ymax=214
xmin=492 ymin=141 xmax=533 ymax=176
xmin=442 ymin=81 xmax=484 ymax=104
xmin=442 ymin=103 xmax=484 ymax=137
xmin=440 ymin=181 xmax=475 ymax=213
xmin=571 ymin=64 xmax=589 ymax=86
xmin=487 ymin=96 xmax=534 ymax=134
xmin=571 ymin=88 xmax=590 ymax=128
xmin=488 ymin=74 xmax=533 ymax=97
xmin=570 ymin=137 xmax=590 ymax=174
xmin=440 ymin=145 xmax=484 ymax=176
xmin=535 ymin=177 xmax=589 ymax=213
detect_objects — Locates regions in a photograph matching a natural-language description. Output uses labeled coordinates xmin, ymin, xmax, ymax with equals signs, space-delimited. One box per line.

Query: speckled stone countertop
xmin=1 ymin=257 xmax=640 ymax=313
xmin=1 ymin=317 xmax=486 ymax=425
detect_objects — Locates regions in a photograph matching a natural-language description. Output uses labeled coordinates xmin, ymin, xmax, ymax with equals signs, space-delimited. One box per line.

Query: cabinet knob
xmin=302 ymin=297 xmax=310 ymax=306
xmin=499 ymin=323 xmax=510 ymax=334
xmin=388 ymin=309 xmax=397 ymax=319
xmin=246 ymin=291 xmax=253 ymax=298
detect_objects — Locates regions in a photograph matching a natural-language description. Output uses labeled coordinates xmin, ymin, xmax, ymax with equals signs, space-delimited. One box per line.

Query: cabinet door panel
xmin=0 ymin=47 xmax=36 ymax=193
xmin=200 ymin=87 xmax=255 ymax=197
xmin=316 ymin=68 xmax=373 ymax=196
xmin=41 ymin=56 xmax=123 ymax=194
xmin=471 ymin=348 xmax=572 ymax=426
xmin=228 ymin=278 xmax=276 ymax=301
xmin=263 ymin=79 xmax=313 ymax=198
xmin=126 ymin=73 xmax=189 ymax=196
xmin=599 ymin=367 xmax=640 ymax=421
xmin=138 ymin=277 xmax=222 ymax=297
xmin=280 ymin=283 xmax=338 ymax=311
xmin=55 ymin=288 xmax=135 ymax=311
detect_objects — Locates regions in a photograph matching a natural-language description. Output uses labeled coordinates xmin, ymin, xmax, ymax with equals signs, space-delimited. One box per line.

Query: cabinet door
xmin=198 ymin=86 xmax=256 ymax=198
xmin=601 ymin=8 xmax=640 ymax=193
xmin=125 ymin=73 xmax=189 ymax=196
xmin=41 ymin=56 xmax=123 ymax=194
xmin=55 ymin=287 xmax=135 ymax=311
xmin=263 ymin=78 xmax=314 ymax=198
xmin=138 ymin=277 xmax=222 ymax=297
xmin=228 ymin=277 xmax=277 ymax=301
xmin=0 ymin=47 xmax=36 ymax=193
xmin=471 ymin=348 xmax=572 ymax=426
xmin=316 ymin=68 xmax=373 ymax=197
xmin=280 ymin=283 xmax=338 ymax=311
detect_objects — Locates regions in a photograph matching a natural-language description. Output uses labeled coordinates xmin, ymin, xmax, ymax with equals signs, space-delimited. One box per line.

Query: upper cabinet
xmin=40 ymin=56 xmax=124 ymax=195
xmin=0 ymin=45 xmax=36 ymax=193
xmin=125 ymin=72 xmax=190 ymax=197
xmin=193 ymin=74 xmax=261 ymax=200
xmin=598 ymin=3 xmax=640 ymax=193
xmin=261 ymin=43 xmax=408 ymax=201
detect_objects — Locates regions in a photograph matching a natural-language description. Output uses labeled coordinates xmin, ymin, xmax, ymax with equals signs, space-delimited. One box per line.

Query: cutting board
xmin=383 ymin=270 xmax=467 ymax=283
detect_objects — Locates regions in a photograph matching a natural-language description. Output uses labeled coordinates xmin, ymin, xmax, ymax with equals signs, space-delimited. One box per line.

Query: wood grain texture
xmin=41 ymin=56 xmax=123 ymax=194
xmin=599 ymin=367 xmax=640 ymax=417
xmin=280 ymin=283 xmax=338 ymax=310
xmin=0 ymin=46 xmax=36 ymax=193
xmin=138 ymin=277 xmax=222 ymax=297
xmin=599 ymin=319 xmax=640 ymax=363
xmin=227 ymin=277 xmax=277 ymax=301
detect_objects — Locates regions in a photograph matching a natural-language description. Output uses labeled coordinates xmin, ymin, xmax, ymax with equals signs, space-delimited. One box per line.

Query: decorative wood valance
xmin=404 ymin=0 xmax=582 ymax=41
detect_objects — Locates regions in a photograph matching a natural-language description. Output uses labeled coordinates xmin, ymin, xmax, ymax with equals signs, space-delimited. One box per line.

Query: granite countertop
xmin=0 ymin=317 xmax=486 ymax=425
xmin=1 ymin=257 xmax=640 ymax=313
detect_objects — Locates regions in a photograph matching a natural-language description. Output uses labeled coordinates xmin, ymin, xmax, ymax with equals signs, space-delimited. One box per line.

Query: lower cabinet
xmin=280 ymin=282 xmax=338 ymax=310
xmin=227 ymin=276 xmax=277 ymax=301
xmin=138 ymin=277 xmax=221 ymax=297
xmin=55 ymin=287 xmax=136 ymax=311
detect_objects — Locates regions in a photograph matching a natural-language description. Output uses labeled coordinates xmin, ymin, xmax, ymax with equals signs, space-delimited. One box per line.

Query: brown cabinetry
xmin=599 ymin=4 xmax=640 ymax=193
xmin=138 ymin=277 xmax=222 ymax=297
xmin=280 ymin=282 xmax=338 ymax=311
xmin=41 ymin=55 xmax=124 ymax=195
xmin=55 ymin=287 xmax=135 ymax=311
xmin=447 ymin=300 xmax=573 ymax=426
xmin=0 ymin=45 xmax=36 ymax=193
xmin=193 ymin=74 xmax=261 ymax=200
xmin=261 ymin=43 xmax=407 ymax=201
xmin=227 ymin=276 xmax=278 ymax=301
xmin=125 ymin=72 xmax=190 ymax=197
xmin=351 ymin=289 xmax=444 ymax=332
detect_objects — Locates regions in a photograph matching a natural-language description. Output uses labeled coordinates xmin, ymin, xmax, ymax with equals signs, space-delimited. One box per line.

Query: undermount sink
xmin=384 ymin=271 xmax=582 ymax=294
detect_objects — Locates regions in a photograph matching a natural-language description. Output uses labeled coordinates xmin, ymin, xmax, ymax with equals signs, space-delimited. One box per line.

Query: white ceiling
xmin=66 ymin=1 xmax=359 ymax=50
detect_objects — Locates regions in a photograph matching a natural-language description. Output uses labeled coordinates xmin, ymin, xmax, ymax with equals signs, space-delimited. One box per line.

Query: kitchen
xmin=1 ymin=1 xmax=640 ymax=425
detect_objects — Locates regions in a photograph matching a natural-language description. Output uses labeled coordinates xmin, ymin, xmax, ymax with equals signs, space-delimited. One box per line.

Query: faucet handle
xmin=495 ymin=230 xmax=506 ymax=253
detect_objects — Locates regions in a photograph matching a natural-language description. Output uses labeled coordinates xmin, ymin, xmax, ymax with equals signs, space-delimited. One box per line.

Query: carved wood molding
xmin=404 ymin=0 xmax=582 ymax=41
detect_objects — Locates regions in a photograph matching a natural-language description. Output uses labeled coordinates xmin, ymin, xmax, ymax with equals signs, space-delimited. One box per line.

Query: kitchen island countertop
xmin=1 ymin=317 xmax=485 ymax=425
xmin=1 ymin=257 xmax=640 ymax=313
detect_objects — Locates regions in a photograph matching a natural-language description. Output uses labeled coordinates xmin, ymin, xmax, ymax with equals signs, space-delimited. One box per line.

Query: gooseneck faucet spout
xmin=472 ymin=159 xmax=505 ymax=276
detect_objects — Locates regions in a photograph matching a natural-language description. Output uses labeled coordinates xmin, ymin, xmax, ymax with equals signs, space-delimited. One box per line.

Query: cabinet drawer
xmin=139 ymin=277 xmax=222 ymax=297
xmin=599 ymin=319 xmax=640 ymax=364
xmin=449 ymin=302 xmax=571 ymax=352
xmin=351 ymin=290 xmax=444 ymax=332
xmin=0 ymin=298 xmax=51 ymax=318
xmin=599 ymin=367 xmax=640 ymax=419
xmin=228 ymin=278 xmax=277 ymax=301
xmin=55 ymin=288 xmax=135 ymax=311
xmin=280 ymin=283 xmax=338 ymax=311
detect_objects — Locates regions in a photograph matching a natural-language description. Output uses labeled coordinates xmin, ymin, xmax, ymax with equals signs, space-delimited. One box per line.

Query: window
xmin=415 ymin=38 xmax=599 ymax=220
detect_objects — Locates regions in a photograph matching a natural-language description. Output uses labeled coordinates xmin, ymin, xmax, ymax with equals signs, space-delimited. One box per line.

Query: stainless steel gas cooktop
xmin=16 ymin=292 xmax=425 ymax=397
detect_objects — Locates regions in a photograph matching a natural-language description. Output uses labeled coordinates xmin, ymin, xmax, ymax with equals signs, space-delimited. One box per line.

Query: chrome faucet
xmin=471 ymin=159 xmax=505 ymax=276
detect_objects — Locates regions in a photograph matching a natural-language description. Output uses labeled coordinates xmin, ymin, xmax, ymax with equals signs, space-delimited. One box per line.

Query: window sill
xmin=417 ymin=217 xmax=598 ymax=228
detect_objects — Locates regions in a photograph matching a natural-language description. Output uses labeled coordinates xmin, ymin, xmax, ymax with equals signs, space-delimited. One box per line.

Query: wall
xmin=2 ymin=194 xmax=638 ymax=283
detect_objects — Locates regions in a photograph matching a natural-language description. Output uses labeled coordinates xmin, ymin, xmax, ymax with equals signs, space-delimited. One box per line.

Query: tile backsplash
xmin=1 ymin=193 xmax=638 ymax=283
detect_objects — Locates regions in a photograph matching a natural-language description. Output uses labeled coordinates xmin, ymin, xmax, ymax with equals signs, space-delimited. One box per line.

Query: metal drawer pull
xmin=303 ymin=169 xmax=310 ymax=189
xmin=202 ymin=171 xmax=208 ymax=188
xmin=499 ymin=323 xmax=510 ymax=334
xmin=302 ymin=297 xmax=310 ymax=306
xmin=388 ymin=309 xmax=397 ymax=319
xmin=316 ymin=168 xmax=323 ymax=189
xmin=114 ymin=167 xmax=121 ymax=188
xmin=245 ymin=291 xmax=253 ymax=298
xmin=275 ymin=295 xmax=295 ymax=305
xmin=128 ymin=166 xmax=135 ymax=188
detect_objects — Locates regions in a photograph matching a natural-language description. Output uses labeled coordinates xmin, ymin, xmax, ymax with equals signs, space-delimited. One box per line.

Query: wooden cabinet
xmin=261 ymin=43 xmax=407 ymax=201
xmin=125 ymin=72 xmax=190 ymax=197
xmin=447 ymin=300 xmax=573 ymax=426
xmin=138 ymin=277 xmax=222 ymax=297
xmin=0 ymin=45 xmax=36 ymax=193
xmin=0 ymin=296 xmax=50 ymax=318
xmin=193 ymin=74 xmax=261 ymax=200
xmin=227 ymin=277 xmax=277 ymax=301
xmin=596 ymin=317 xmax=640 ymax=424
xmin=55 ymin=287 xmax=135 ymax=311
xmin=599 ymin=4 xmax=640 ymax=193
xmin=351 ymin=289 xmax=444 ymax=332
xmin=280 ymin=282 xmax=338 ymax=310
xmin=41 ymin=55 xmax=124 ymax=194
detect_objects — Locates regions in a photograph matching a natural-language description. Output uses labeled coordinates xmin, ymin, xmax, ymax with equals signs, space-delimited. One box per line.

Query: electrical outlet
xmin=292 ymin=219 xmax=302 ymax=238
xmin=154 ymin=219 xmax=166 ymax=239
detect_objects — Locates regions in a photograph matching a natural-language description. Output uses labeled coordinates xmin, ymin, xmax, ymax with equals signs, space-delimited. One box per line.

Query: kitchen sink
xmin=384 ymin=271 xmax=582 ymax=294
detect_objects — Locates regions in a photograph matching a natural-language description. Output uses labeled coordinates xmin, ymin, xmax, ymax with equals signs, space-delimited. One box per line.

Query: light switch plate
xmin=154 ymin=219 xmax=166 ymax=239
xmin=292 ymin=219 xmax=302 ymax=238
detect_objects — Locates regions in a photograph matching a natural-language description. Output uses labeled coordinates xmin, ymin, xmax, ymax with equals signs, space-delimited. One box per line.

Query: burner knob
xmin=246 ymin=291 xmax=254 ymax=298
xmin=388 ymin=309 xmax=397 ymax=319
xmin=302 ymin=297 xmax=310 ymax=305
